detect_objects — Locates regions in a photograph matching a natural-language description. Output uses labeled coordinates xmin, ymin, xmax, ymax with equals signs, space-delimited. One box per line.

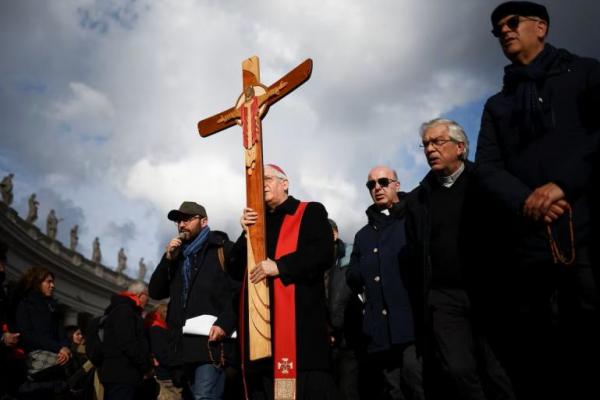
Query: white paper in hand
xmin=182 ymin=314 xmax=237 ymax=338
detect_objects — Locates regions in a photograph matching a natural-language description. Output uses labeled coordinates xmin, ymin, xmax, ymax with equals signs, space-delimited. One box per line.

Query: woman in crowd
xmin=15 ymin=266 xmax=72 ymax=397
xmin=66 ymin=325 xmax=87 ymax=365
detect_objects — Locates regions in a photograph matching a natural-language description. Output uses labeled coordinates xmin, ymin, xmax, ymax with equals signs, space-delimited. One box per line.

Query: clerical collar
xmin=381 ymin=208 xmax=390 ymax=215
xmin=437 ymin=162 xmax=465 ymax=188
xmin=269 ymin=196 xmax=298 ymax=215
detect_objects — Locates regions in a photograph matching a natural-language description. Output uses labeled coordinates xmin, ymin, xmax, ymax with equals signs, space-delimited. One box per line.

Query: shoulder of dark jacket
xmin=22 ymin=291 xmax=57 ymax=308
xmin=207 ymin=230 xmax=230 ymax=247
xmin=558 ymin=49 xmax=600 ymax=74
xmin=105 ymin=294 xmax=136 ymax=314
xmin=275 ymin=195 xmax=301 ymax=215
xmin=413 ymin=170 xmax=438 ymax=197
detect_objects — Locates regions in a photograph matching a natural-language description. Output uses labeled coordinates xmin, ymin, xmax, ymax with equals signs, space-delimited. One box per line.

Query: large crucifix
xmin=197 ymin=56 xmax=312 ymax=361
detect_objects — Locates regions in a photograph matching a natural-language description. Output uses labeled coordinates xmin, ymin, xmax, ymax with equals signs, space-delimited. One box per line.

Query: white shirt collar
xmin=437 ymin=162 xmax=465 ymax=188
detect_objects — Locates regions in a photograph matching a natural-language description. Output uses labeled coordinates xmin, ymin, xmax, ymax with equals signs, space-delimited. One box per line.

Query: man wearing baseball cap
xmin=149 ymin=201 xmax=238 ymax=400
xmin=476 ymin=2 xmax=600 ymax=398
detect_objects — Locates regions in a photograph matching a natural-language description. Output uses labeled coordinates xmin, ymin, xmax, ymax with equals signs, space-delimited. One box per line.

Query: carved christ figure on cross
xmin=216 ymin=81 xmax=288 ymax=176
xmin=197 ymin=56 xmax=312 ymax=361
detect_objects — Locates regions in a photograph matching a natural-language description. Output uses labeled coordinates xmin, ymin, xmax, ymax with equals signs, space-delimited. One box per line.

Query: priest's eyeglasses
xmin=366 ymin=178 xmax=397 ymax=190
xmin=491 ymin=15 xmax=542 ymax=37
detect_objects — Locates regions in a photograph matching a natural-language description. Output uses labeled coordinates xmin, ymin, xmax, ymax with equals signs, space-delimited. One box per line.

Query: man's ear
xmin=456 ymin=142 xmax=466 ymax=159
xmin=536 ymin=20 xmax=548 ymax=39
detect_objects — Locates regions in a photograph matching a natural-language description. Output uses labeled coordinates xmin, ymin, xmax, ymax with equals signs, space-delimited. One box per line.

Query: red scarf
xmin=144 ymin=311 xmax=168 ymax=330
xmin=2 ymin=323 xmax=25 ymax=360
xmin=119 ymin=291 xmax=143 ymax=309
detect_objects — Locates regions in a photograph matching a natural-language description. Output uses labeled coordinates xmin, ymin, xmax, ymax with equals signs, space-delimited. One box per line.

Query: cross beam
xmin=197 ymin=56 xmax=312 ymax=360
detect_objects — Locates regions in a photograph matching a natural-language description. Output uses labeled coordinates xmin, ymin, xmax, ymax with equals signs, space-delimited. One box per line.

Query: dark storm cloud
xmin=1 ymin=0 xmax=598 ymax=254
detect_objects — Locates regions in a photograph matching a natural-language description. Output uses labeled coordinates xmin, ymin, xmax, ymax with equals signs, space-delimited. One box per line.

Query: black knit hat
xmin=491 ymin=1 xmax=550 ymax=27
xmin=167 ymin=201 xmax=207 ymax=221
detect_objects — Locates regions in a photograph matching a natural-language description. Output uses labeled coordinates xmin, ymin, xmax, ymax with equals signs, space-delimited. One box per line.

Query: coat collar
xmin=419 ymin=160 xmax=475 ymax=193
xmin=269 ymin=195 xmax=300 ymax=216
xmin=366 ymin=192 xmax=408 ymax=227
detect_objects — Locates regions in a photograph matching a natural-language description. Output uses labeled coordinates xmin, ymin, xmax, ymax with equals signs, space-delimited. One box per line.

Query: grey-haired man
xmin=406 ymin=118 xmax=514 ymax=400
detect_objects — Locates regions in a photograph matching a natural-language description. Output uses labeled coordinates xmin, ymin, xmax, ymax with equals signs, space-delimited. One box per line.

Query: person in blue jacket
xmin=347 ymin=165 xmax=423 ymax=400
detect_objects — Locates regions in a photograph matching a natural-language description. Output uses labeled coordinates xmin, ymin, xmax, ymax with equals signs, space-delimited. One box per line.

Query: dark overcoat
xmin=148 ymin=230 xmax=238 ymax=366
xmin=147 ymin=324 xmax=176 ymax=380
xmin=405 ymin=161 xmax=509 ymax=352
xmin=476 ymin=46 xmax=600 ymax=264
xmin=230 ymin=196 xmax=334 ymax=373
xmin=346 ymin=197 xmax=415 ymax=354
xmin=99 ymin=294 xmax=152 ymax=385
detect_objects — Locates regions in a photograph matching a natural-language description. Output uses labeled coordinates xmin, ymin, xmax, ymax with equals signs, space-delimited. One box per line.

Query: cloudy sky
xmin=1 ymin=0 xmax=598 ymax=278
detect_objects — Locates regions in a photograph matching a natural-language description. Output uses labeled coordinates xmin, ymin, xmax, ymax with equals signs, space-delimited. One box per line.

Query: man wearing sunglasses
xmin=347 ymin=165 xmax=423 ymax=400
xmin=476 ymin=2 xmax=600 ymax=399
xmin=405 ymin=118 xmax=515 ymax=400
xmin=149 ymin=201 xmax=237 ymax=400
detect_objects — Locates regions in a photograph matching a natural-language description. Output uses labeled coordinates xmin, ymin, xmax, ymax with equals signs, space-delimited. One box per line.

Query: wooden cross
xmin=197 ymin=56 xmax=312 ymax=360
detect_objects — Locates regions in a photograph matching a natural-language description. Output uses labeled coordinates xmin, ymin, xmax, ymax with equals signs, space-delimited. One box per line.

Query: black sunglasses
xmin=366 ymin=178 xmax=397 ymax=190
xmin=491 ymin=15 xmax=541 ymax=37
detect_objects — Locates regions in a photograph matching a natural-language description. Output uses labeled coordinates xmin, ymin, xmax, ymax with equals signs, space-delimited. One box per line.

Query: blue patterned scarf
xmin=181 ymin=226 xmax=210 ymax=305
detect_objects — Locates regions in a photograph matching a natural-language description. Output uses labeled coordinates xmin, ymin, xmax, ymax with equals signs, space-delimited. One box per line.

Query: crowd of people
xmin=1 ymin=1 xmax=599 ymax=399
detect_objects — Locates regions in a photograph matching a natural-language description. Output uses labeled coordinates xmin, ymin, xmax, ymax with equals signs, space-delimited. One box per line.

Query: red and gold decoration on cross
xmin=197 ymin=56 xmax=313 ymax=365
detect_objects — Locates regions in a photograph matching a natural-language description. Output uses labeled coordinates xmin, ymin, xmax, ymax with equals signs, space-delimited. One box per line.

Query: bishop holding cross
xmin=197 ymin=57 xmax=339 ymax=399
xmin=230 ymin=164 xmax=340 ymax=400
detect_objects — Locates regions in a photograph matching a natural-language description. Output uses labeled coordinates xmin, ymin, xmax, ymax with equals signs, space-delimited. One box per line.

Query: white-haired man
xmin=98 ymin=280 xmax=153 ymax=400
xmin=232 ymin=164 xmax=339 ymax=400
xmin=405 ymin=118 xmax=514 ymax=400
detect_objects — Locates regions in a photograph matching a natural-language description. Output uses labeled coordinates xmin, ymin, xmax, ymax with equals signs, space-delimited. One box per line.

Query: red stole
xmin=273 ymin=202 xmax=307 ymax=400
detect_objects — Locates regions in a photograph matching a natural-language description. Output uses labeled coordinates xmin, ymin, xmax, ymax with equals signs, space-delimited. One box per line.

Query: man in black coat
xmin=326 ymin=219 xmax=361 ymax=400
xmin=149 ymin=201 xmax=237 ymax=400
xmin=347 ymin=165 xmax=423 ymax=400
xmin=99 ymin=280 xmax=153 ymax=400
xmin=234 ymin=164 xmax=338 ymax=400
xmin=406 ymin=118 xmax=514 ymax=400
xmin=476 ymin=2 xmax=600 ymax=399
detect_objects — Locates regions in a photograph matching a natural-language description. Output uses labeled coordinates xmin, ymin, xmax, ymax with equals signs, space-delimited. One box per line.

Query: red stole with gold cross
xmin=273 ymin=202 xmax=307 ymax=400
